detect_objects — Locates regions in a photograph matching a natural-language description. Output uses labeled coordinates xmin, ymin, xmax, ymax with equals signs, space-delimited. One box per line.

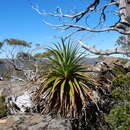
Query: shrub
xmin=105 ymin=102 xmax=130 ymax=130
xmin=105 ymin=73 xmax=130 ymax=129
xmin=0 ymin=96 xmax=5 ymax=102
xmin=112 ymin=74 xmax=130 ymax=89
xmin=119 ymin=58 xmax=128 ymax=65
xmin=0 ymin=96 xmax=7 ymax=118
xmin=16 ymin=52 xmax=33 ymax=60
xmin=0 ymin=60 xmax=4 ymax=64
xmin=112 ymin=89 xmax=130 ymax=101
xmin=98 ymin=55 xmax=104 ymax=60
xmin=4 ymin=39 xmax=31 ymax=47
xmin=3 ymin=72 xmax=12 ymax=79
xmin=33 ymin=39 xmax=97 ymax=118
xmin=112 ymin=65 xmax=127 ymax=76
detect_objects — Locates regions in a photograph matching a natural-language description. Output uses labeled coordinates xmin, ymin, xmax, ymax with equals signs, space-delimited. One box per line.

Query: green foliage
xmin=3 ymin=72 xmax=12 ymax=79
xmin=112 ymin=65 xmax=127 ymax=76
xmin=105 ymin=102 xmax=130 ymax=130
xmin=119 ymin=58 xmax=128 ymax=65
xmin=33 ymin=53 xmax=43 ymax=58
xmin=34 ymin=51 xmax=52 ymax=58
xmin=98 ymin=55 xmax=104 ymax=59
xmin=34 ymin=39 xmax=96 ymax=118
xmin=4 ymin=39 xmax=31 ymax=47
xmin=105 ymin=73 xmax=130 ymax=129
xmin=0 ymin=96 xmax=7 ymax=118
xmin=0 ymin=96 xmax=5 ymax=103
xmin=0 ymin=104 xmax=7 ymax=118
xmin=36 ymin=64 xmax=51 ymax=75
xmin=128 ymin=40 xmax=130 ymax=45
xmin=112 ymin=74 xmax=130 ymax=88
xmin=112 ymin=88 xmax=130 ymax=101
xmin=2 ymin=68 xmax=14 ymax=79
xmin=116 ymin=36 xmax=130 ymax=49
xmin=0 ymin=60 xmax=4 ymax=64
xmin=16 ymin=52 xmax=33 ymax=60
xmin=0 ymin=42 xmax=3 ymax=47
xmin=15 ymin=70 xmax=26 ymax=79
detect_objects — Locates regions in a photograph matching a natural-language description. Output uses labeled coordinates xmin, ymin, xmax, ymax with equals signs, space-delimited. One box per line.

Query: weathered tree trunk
xmin=119 ymin=0 xmax=130 ymax=41
xmin=126 ymin=0 xmax=130 ymax=41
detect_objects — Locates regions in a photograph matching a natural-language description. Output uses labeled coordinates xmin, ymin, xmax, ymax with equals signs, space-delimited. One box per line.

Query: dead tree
xmin=30 ymin=0 xmax=130 ymax=56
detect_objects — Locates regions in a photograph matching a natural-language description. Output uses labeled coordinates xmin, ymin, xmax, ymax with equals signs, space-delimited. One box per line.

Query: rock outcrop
xmin=0 ymin=114 xmax=72 ymax=130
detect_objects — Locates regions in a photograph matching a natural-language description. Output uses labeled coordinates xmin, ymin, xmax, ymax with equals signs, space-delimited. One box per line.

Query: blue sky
xmin=0 ymin=0 xmax=121 ymax=57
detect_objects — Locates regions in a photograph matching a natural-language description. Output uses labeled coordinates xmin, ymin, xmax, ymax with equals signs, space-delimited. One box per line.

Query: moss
xmin=105 ymin=102 xmax=130 ymax=130
xmin=0 ymin=96 xmax=7 ymax=118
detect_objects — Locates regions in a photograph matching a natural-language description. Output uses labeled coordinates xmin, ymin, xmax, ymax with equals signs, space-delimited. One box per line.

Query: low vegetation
xmin=0 ymin=96 xmax=7 ymax=118
xmin=1 ymin=38 xmax=130 ymax=130
xmin=105 ymin=66 xmax=130 ymax=130
xmin=33 ymin=39 xmax=98 ymax=118
xmin=113 ymin=74 xmax=130 ymax=89
xmin=119 ymin=58 xmax=128 ymax=65
xmin=105 ymin=102 xmax=130 ymax=130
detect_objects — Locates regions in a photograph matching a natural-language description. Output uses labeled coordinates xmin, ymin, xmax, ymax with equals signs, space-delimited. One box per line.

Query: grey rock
xmin=0 ymin=114 xmax=72 ymax=130
xmin=47 ymin=119 xmax=72 ymax=130
xmin=28 ymin=122 xmax=48 ymax=130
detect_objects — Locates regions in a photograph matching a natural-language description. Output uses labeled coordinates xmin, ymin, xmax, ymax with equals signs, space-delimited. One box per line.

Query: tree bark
xmin=119 ymin=0 xmax=130 ymax=41
xmin=126 ymin=0 xmax=130 ymax=41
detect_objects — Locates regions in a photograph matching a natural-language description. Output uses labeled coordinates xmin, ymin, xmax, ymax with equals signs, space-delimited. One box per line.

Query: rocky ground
xmin=0 ymin=57 xmax=129 ymax=130
xmin=0 ymin=114 xmax=72 ymax=130
xmin=0 ymin=81 xmax=72 ymax=130
xmin=0 ymin=81 xmax=28 ymax=97
xmin=0 ymin=60 xmax=113 ymax=130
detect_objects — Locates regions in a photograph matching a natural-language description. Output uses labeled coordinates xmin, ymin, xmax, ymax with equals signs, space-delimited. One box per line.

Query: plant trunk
xmin=119 ymin=0 xmax=130 ymax=41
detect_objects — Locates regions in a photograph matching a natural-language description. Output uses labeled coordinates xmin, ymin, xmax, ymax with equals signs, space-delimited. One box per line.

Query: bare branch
xmin=31 ymin=0 xmax=130 ymax=36
xmin=32 ymin=6 xmax=74 ymax=18
xmin=31 ymin=0 xmax=130 ymax=56
xmin=43 ymin=20 xmax=130 ymax=35
xmin=32 ymin=1 xmax=118 ymax=22
xmin=78 ymin=40 xmax=130 ymax=56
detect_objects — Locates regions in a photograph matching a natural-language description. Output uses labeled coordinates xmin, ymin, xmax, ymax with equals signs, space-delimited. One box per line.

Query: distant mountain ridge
xmin=0 ymin=56 xmax=128 ymax=77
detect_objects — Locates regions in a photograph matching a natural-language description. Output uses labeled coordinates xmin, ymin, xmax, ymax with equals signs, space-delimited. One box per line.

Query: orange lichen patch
xmin=0 ymin=119 xmax=7 ymax=124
